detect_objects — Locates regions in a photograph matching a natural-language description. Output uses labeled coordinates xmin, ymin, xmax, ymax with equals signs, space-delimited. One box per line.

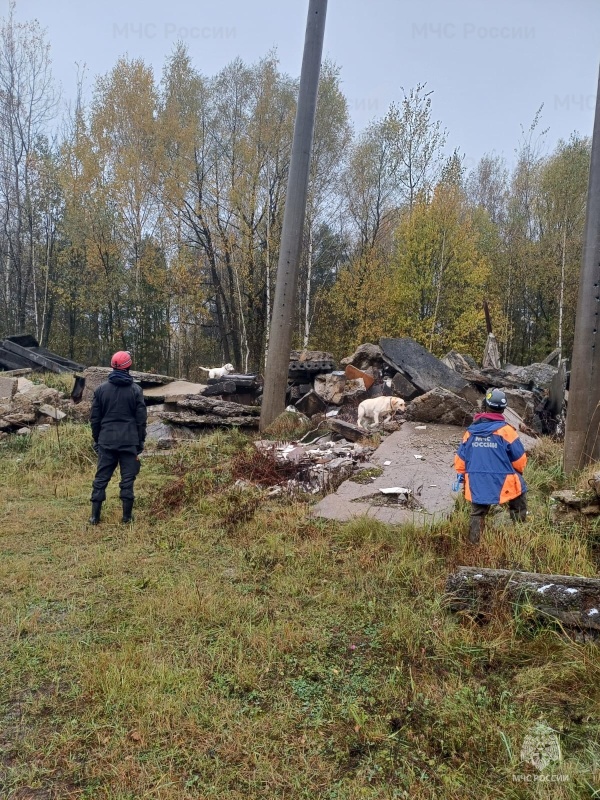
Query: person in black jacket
xmin=89 ymin=351 xmax=147 ymax=524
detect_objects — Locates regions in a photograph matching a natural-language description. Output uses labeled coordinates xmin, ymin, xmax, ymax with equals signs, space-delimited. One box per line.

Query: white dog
xmin=357 ymin=396 xmax=405 ymax=429
xmin=199 ymin=363 xmax=235 ymax=380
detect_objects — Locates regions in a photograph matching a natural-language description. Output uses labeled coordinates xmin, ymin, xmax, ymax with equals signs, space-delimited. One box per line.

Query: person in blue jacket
xmin=454 ymin=388 xmax=527 ymax=544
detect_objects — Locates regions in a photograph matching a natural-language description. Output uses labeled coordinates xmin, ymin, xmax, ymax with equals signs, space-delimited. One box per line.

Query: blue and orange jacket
xmin=454 ymin=413 xmax=527 ymax=505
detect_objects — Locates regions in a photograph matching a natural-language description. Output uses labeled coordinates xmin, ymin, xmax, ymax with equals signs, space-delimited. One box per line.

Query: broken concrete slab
xmin=4 ymin=394 xmax=36 ymax=425
xmin=314 ymin=371 xmax=347 ymax=405
xmin=327 ymin=418 xmax=373 ymax=443
xmin=442 ymin=350 xmax=478 ymax=374
xmin=177 ymin=396 xmax=261 ymax=417
xmin=1 ymin=368 xmax=33 ymax=377
xmin=543 ymin=348 xmax=562 ymax=366
xmin=406 ymin=387 xmax=474 ymax=427
xmin=503 ymin=407 xmax=540 ymax=452
xmin=551 ymin=490 xmax=597 ymax=511
xmin=18 ymin=383 xmax=63 ymax=405
xmin=312 ymin=422 xmax=462 ymax=525
xmin=16 ymin=377 xmax=35 ymax=393
xmin=503 ymin=388 xmax=535 ymax=420
xmin=146 ymin=420 xmax=198 ymax=448
xmin=81 ymin=367 xmax=177 ymax=403
xmin=343 ymin=378 xmax=367 ymax=400
xmin=380 ymin=337 xmax=480 ymax=405
xmin=0 ymin=376 xmax=17 ymax=401
xmin=156 ymin=411 xmax=259 ymax=428
xmin=391 ymin=372 xmax=420 ymax=401
xmin=504 ymin=362 xmax=558 ymax=390
xmin=289 ymin=350 xmax=336 ymax=378
xmin=547 ymin=359 xmax=568 ymax=419
xmin=38 ymin=404 xmax=67 ymax=421
xmin=202 ymin=380 xmax=237 ymax=397
xmin=143 ymin=380 xmax=207 ymax=403
xmin=340 ymin=343 xmax=384 ymax=372
xmin=295 ymin=390 xmax=327 ymax=417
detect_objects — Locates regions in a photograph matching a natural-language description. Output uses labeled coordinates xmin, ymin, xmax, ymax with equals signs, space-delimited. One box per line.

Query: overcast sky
xmin=13 ymin=0 xmax=600 ymax=170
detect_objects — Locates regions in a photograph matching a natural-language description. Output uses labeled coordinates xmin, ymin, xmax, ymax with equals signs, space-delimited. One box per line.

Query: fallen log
xmin=446 ymin=566 xmax=600 ymax=632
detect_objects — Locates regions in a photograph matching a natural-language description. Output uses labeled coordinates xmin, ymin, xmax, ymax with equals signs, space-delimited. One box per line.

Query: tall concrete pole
xmin=259 ymin=0 xmax=328 ymax=431
xmin=564 ymin=66 xmax=600 ymax=473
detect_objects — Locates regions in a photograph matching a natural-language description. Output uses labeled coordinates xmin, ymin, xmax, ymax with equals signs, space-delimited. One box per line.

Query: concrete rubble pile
xmin=0 ymin=331 xmax=567 ymax=456
xmin=0 ymin=373 xmax=71 ymax=438
xmin=280 ymin=338 xmax=566 ymax=446
xmin=253 ymin=436 xmax=373 ymax=495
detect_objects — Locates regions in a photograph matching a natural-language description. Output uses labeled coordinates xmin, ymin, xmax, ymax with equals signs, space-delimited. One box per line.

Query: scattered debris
xmin=253 ymin=438 xmax=373 ymax=494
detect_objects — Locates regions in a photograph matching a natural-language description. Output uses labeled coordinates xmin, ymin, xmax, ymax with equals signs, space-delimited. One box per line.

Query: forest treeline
xmin=0 ymin=5 xmax=591 ymax=377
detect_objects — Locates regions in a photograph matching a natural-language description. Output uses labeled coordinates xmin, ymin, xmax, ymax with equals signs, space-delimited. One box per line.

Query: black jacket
xmin=90 ymin=370 xmax=147 ymax=450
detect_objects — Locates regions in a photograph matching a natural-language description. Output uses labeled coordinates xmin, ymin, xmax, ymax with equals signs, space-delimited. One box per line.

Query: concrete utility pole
xmin=564 ymin=66 xmax=600 ymax=473
xmin=259 ymin=0 xmax=328 ymax=431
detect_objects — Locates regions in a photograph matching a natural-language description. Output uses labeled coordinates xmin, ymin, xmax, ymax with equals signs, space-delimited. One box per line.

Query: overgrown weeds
xmin=0 ymin=431 xmax=598 ymax=799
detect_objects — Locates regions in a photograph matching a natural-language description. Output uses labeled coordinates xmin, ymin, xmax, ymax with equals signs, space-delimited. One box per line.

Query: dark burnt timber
xmin=446 ymin=566 xmax=600 ymax=632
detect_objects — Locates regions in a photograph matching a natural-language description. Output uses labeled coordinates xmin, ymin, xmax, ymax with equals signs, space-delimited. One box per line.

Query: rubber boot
xmin=510 ymin=508 xmax=527 ymax=523
xmin=468 ymin=516 xmax=484 ymax=545
xmin=89 ymin=501 xmax=102 ymax=525
xmin=121 ymin=499 xmax=134 ymax=524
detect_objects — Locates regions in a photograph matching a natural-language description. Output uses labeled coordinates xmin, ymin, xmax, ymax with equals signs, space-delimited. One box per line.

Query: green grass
xmin=0 ymin=427 xmax=599 ymax=799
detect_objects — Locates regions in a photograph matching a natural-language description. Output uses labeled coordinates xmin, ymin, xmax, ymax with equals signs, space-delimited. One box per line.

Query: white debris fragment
xmin=383 ymin=460 xmax=392 ymax=466
xmin=474 ymin=574 xmax=483 ymax=579
xmin=326 ymin=409 xmax=340 ymax=417
xmin=379 ymin=487 xmax=411 ymax=495
xmin=588 ymin=608 xmax=599 ymax=616
xmin=537 ymin=584 xmax=554 ymax=594
xmin=564 ymin=588 xmax=578 ymax=594
xmin=414 ymin=454 xmax=424 ymax=460
xmin=415 ymin=425 xmax=427 ymax=430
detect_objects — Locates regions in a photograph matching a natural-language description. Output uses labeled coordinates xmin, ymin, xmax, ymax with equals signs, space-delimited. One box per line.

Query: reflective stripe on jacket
xmin=454 ymin=416 xmax=527 ymax=505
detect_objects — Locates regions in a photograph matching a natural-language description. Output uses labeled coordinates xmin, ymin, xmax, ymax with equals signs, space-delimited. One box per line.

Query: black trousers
xmin=91 ymin=446 xmax=141 ymax=503
xmin=471 ymin=493 xmax=527 ymax=523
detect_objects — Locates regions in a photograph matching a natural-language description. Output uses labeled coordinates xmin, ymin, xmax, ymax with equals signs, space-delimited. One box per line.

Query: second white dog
xmin=199 ymin=363 xmax=235 ymax=380
xmin=357 ymin=396 xmax=406 ymax=429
